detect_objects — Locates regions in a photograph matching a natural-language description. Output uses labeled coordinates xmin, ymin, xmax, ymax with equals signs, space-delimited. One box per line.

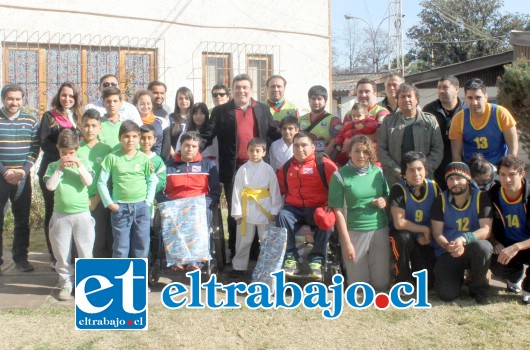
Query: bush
xmin=497 ymin=58 xmax=530 ymax=151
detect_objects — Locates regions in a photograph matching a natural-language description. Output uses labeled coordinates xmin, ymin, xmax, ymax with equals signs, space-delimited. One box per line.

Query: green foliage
xmin=407 ymin=0 xmax=529 ymax=71
xmin=497 ymin=58 xmax=530 ymax=151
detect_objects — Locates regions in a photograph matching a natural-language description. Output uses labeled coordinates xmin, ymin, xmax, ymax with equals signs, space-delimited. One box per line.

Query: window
xmin=2 ymin=44 xmax=156 ymax=114
xmin=247 ymin=54 xmax=272 ymax=103
xmin=202 ymin=53 xmax=231 ymax=107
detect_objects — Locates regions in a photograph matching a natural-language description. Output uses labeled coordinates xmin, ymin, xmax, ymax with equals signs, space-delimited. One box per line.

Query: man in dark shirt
xmin=423 ymin=75 xmax=465 ymax=189
xmin=431 ymin=162 xmax=493 ymax=304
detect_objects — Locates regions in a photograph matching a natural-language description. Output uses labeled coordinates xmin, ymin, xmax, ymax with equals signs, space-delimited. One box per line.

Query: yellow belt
xmin=240 ymin=188 xmax=272 ymax=236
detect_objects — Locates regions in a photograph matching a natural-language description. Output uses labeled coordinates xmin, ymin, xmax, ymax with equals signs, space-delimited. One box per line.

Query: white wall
xmin=0 ymin=0 xmax=331 ymax=111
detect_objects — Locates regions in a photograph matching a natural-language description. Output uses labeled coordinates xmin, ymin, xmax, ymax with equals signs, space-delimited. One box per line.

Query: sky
xmin=330 ymin=0 xmax=530 ymax=68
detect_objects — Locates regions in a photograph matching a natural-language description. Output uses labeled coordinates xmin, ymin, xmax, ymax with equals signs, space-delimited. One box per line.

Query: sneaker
xmin=308 ymin=262 xmax=322 ymax=280
xmin=522 ymin=291 xmax=530 ymax=305
xmin=507 ymin=280 xmax=522 ymax=294
xmin=58 ymin=285 xmax=73 ymax=301
xmin=283 ymin=257 xmax=300 ymax=277
xmin=15 ymin=259 xmax=34 ymax=272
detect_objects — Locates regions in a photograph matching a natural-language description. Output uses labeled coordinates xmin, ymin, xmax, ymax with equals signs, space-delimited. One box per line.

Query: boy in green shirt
xmin=140 ymin=124 xmax=166 ymax=194
xmin=77 ymin=109 xmax=113 ymax=258
xmin=98 ymin=120 xmax=157 ymax=258
xmin=44 ymin=129 xmax=94 ymax=301
xmin=99 ymin=87 xmax=123 ymax=149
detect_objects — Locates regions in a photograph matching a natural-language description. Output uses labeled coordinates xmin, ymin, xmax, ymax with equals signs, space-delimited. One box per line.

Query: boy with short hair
xmin=77 ymin=109 xmax=113 ymax=258
xmin=269 ymin=115 xmax=300 ymax=172
xmin=98 ymin=120 xmax=157 ymax=258
xmin=140 ymin=124 xmax=166 ymax=194
xmin=231 ymin=138 xmax=282 ymax=277
xmin=99 ymin=87 xmax=124 ymax=149
xmin=44 ymin=129 xmax=94 ymax=300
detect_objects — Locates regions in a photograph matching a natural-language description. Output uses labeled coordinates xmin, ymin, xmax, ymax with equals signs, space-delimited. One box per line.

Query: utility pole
xmin=388 ymin=0 xmax=404 ymax=77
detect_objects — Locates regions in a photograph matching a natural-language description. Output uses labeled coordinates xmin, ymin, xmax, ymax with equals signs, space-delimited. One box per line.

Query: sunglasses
xmin=212 ymin=92 xmax=226 ymax=98
xmin=102 ymin=82 xmax=118 ymax=88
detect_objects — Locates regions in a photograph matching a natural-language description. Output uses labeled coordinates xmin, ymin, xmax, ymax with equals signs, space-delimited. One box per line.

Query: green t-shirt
xmin=328 ymin=163 xmax=389 ymax=231
xmin=77 ymin=140 xmax=112 ymax=198
xmin=101 ymin=149 xmax=152 ymax=203
xmin=99 ymin=119 xmax=122 ymax=149
xmin=401 ymin=116 xmax=416 ymax=156
xmin=148 ymin=152 xmax=167 ymax=193
xmin=43 ymin=159 xmax=94 ymax=214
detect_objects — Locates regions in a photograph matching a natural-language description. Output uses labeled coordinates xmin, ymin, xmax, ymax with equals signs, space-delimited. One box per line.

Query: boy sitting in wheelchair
xmin=156 ymin=131 xmax=220 ymax=271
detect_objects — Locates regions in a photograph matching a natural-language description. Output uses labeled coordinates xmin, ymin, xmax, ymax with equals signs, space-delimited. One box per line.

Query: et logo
xmin=75 ymin=259 xmax=148 ymax=330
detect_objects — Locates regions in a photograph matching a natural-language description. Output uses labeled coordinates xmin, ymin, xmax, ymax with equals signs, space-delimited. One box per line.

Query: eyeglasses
xmin=102 ymin=82 xmax=118 ymax=88
xmin=212 ymin=92 xmax=226 ymax=98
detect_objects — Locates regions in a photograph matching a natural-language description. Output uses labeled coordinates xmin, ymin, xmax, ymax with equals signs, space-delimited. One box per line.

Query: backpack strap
xmin=282 ymin=157 xmax=294 ymax=192
xmin=304 ymin=113 xmax=331 ymax=134
xmin=282 ymin=154 xmax=329 ymax=192
xmin=316 ymin=152 xmax=329 ymax=190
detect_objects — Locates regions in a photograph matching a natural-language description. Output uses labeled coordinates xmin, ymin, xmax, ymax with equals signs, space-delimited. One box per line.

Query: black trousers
xmin=389 ymin=229 xmax=436 ymax=288
xmin=490 ymin=248 xmax=530 ymax=292
xmin=434 ymin=240 xmax=493 ymax=301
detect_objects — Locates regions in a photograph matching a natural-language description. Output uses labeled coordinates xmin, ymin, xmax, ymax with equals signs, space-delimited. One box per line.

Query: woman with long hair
xmin=187 ymin=102 xmax=218 ymax=165
xmin=328 ymin=135 xmax=391 ymax=290
xmin=169 ymin=87 xmax=193 ymax=155
xmin=38 ymin=82 xmax=83 ymax=268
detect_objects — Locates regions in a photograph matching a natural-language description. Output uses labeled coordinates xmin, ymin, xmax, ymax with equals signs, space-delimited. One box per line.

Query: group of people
xmin=0 ymin=70 xmax=528 ymax=307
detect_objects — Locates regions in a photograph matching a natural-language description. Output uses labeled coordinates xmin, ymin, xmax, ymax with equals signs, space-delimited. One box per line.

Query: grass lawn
xmin=2 ymin=296 xmax=530 ymax=349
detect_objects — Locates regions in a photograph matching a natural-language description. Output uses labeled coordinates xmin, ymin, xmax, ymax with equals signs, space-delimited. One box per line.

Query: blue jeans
xmin=277 ymin=205 xmax=330 ymax=264
xmin=111 ymin=201 xmax=150 ymax=258
xmin=0 ymin=175 xmax=31 ymax=265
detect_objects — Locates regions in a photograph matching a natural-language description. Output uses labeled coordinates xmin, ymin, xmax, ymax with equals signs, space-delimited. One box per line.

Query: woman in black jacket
xmin=38 ymin=82 xmax=83 ymax=268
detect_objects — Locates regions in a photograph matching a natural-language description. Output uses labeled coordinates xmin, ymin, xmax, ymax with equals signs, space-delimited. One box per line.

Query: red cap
xmin=314 ymin=207 xmax=336 ymax=231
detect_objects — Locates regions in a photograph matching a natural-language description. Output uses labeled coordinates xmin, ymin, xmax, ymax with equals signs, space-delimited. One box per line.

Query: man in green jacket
xmin=377 ymin=83 xmax=443 ymax=186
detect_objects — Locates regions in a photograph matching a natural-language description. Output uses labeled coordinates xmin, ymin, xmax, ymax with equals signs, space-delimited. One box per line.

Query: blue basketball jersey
xmin=498 ymin=188 xmax=530 ymax=245
xmin=395 ymin=179 xmax=438 ymax=227
xmin=434 ymin=187 xmax=481 ymax=256
xmin=462 ymin=104 xmax=507 ymax=164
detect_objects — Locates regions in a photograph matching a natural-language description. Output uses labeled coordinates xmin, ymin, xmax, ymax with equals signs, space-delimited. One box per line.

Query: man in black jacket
xmin=201 ymin=74 xmax=280 ymax=259
xmin=423 ymin=75 xmax=465 ymax=189
xmin=488 ymin=155 xmax=530 ymax=305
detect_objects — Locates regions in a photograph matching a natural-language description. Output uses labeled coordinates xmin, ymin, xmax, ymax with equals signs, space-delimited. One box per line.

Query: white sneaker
xmin=58 ymin=285 xmax=72 ymax=301
xmin=522 ymin=291 xmax=530 ymax=305
xmin=507 ymin=280 xmax=522 ymax=294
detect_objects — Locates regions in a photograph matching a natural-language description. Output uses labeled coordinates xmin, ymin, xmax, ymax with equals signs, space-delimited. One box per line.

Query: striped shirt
xmin=0 ymin=108 xmax=40 ymax=175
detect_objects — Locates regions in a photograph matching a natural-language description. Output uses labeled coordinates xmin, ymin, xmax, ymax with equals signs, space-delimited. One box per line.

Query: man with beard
xmin=423 ymin=76 xmax=466 ymax=189
xmin=377 ymin=83 xmax=443 ymax=186
xmin=298 ymin=85 xmax=342 ymax=156
xmin=378 ymin=73 xmax=404 ymax=113
xmin=431 ymin=162 xmax=493 ymax=304
xmin=449 ymin=78 xmax=518 ymax=165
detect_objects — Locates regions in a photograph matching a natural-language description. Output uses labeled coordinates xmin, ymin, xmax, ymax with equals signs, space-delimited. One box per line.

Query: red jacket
xmin=161 ymin=152 xmax=220 ymax=207
xmin=277 ymin=153 xmax=338 ymax=208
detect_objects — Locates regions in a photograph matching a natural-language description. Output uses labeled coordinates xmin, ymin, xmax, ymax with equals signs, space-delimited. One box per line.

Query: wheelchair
xmin=289 ymin=224 xmax=345 ymax=285
xmin=148 ymin=202 xmax=226 ymax=287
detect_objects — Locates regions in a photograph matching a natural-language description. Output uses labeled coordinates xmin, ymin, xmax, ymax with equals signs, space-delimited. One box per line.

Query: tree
xmin=407 ymin=0 xmax=529 ymax=71
xmin=497 ymin=59 xmax=530 ymax=151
